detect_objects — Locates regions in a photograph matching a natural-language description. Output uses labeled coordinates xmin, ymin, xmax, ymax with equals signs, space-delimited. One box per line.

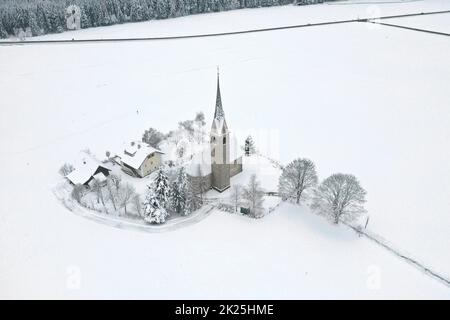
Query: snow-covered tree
xmin=105 ymin=175 xmax=120 ymax=211
xmin=186 ymin=179 xmax=202 ymax=213
xmin=171 ymin=167 xmax=188 ymax=215
xmin=71 ymin=184 xmax=85 ymax=204
xmin=118 ymin=183 xmax=136 ymax=216
xmin=59 ymin=163 xmax=75 ymax=176
xmin=143 ymin=190 xmax=169 ymax=224
xmin=91 ymin=179 xmax=106 ymax=208
xmin=142 ymin=127 xmax=164 ymax=147
xmin=242 ymin=174 xmax=265 ymax=218
xmin=230 ymin=184 xmax=243 ymax=213
xmin=278 ymin=158 xmax=318 ymax=204
xmin=132 ymin=194 xmax=142 ymax=217
xmin=153 ymin=167 xmax=171 ymax=209
xmin=178 ymin=120 xmax=195 ymax=141
xmin=312 ymin=173 xmax=367 ymax=224
xmin=194 ymin=111 xmax=206 ymax=127
xmin=109 ymin=174 xmax=122 ymax=191
xmin=194 ymin=111 xmax=206 ymax=143
xmin=244 ymin=135 xmax=256 ymax=156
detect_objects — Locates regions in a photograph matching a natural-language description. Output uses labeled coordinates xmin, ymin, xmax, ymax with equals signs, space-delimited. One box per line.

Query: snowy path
xmin=343 ymin=221 xmax=450 ymax=288
xmin=52 ymin=182 xmax=215 ymax=233
xmin=367 ymin=19 xmax=450 ymax=36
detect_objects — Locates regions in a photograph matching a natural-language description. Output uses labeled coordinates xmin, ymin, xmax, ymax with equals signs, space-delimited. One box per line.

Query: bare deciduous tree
xmin=59 ymin=163 xmax=75 ymax=177
xmin=109 ymin=174 xmax=121 ymax=191
xmin=242 ymin=174 xmax=265 ymax=218
xmin=106 ymin=176 xmax=119 ymax=211
xmin=178 ymin=120 xmax=195 ymax=141
xmin=132 ymin=194 xmax=142 ymax=217
xmin=71 ymin=184 xmax=85 ymax=204
xmin=278 ymin=158 xmax=318 ymax=204
xmin=142 ymin=127 xmax=165 ymax=147
xmin=118 ymin=183 xmax=136 ymax=216
xmin=230 ymin=184 xmax=242 ymax=213
xmin=312 ymin=173 xmax=367 ymax=224
xmin=194 ymin=111 xmax=206 ymax=143
xmin=91 ymin=179 xmax=106 ymax=208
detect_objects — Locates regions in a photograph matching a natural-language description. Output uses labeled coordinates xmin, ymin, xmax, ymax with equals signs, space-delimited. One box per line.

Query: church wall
xmin=230 ymin=156 xmax=243 ymax=178
xmin=212 ymin=163 xmax=230 ymax=191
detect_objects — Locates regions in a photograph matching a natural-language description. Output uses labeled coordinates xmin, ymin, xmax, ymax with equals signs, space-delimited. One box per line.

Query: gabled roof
xmin=66 ymin=152 xmax=110 ymax=185
xmin=120 ymin=141 xmax=164 ymax=170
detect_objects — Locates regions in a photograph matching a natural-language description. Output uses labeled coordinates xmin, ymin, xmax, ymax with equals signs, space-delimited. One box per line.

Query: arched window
xmin=211 ymin=136 xmax=216 ymax=143
xmin=223 ymin=137 xmax=226 ymax=144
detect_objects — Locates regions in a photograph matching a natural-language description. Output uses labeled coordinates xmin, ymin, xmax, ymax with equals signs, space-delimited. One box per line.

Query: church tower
xmin=210 ymin=67 xmax=231 ymax=192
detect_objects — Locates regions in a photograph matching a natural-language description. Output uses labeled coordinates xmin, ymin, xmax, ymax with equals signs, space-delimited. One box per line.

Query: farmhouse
xmin=187 ymin=69 xmax=243 ymax=192
xmin=66 ymin=154 xmax=111 ymax=187
xmin=119 ymin=141 xmax=164 ymax=178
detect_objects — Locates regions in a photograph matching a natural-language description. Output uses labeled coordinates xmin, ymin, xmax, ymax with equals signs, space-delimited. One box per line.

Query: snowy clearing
xmin=1 ymin=0 xmax=450 ymax=298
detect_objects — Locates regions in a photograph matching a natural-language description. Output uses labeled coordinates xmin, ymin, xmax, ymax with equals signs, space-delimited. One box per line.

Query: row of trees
xmin=278 ymin=158 xmax=367 ymax=224
xmin=71 ymin=173 xmax=141 ymax=217
xmin=143 ymin=166 xmax=203 ymax=223
xmin=0 ymin=0 xmax=296 ymax=39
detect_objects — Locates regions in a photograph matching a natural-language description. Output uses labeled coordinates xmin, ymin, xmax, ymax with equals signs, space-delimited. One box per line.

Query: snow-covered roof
xmin=93 ymin=171 xmax=107 ymax=182
xmin=120 ymin=141 xmax=164 ymax=170
xmin=66 ymin=152 xmax=110 ymax=185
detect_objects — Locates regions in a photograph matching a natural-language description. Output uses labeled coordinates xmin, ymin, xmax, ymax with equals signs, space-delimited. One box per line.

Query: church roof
xmin=214 ymin=70 xmax=225 ymax=119
xmin=211 ymin=67 xmax=228 ymax=133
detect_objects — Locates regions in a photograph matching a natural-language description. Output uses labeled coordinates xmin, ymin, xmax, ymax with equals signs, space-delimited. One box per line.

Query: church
xmin=187 ymin=69 xmax=243 ymax=192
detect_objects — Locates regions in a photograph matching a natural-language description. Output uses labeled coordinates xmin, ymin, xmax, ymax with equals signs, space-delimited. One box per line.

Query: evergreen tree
xmin=153 ymin=167 xmax=171 ymax=209
xmin=0 ymin=20 xmax=8 ymax=39
xmin=27 ymin=11 xmax=41 ymax=36
xmin=186 ymin=179 xmax=202 ymax=213
xmin=244 ymin=135 xmax=256 ymax=156
xmin=80 ymin=5 xmax=91 ymax=29
xmin=143 ymin=189 xmax=169 ymax=223
xmin=171 ymin=167 xmax=189 ymax=215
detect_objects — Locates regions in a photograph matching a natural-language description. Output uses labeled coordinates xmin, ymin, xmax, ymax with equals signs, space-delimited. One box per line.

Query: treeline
xmin=0 ymin=0 xmax=297 ymax=39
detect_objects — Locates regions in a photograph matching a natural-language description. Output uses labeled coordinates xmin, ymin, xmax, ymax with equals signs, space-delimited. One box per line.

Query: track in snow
xmin=0 ymin=10 xmax=449 ymax=46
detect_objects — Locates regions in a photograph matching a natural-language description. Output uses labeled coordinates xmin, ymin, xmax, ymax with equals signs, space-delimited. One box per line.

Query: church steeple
xmin=210 ymin=67 xmax=231 ymax=192
xmin=214 ymin=66 xmax=225 ymax=119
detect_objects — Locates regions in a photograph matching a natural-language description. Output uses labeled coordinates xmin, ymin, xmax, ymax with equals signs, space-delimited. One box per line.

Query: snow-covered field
xmin=1 ymin=0 xmax=450 ymax=298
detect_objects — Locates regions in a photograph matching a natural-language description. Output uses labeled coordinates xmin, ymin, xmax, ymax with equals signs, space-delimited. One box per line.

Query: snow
xmin=1 ymin=0 xmax=450 ymax=298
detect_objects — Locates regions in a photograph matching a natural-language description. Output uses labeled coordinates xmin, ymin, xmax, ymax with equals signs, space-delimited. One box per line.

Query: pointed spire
xmin=214 ymin=66 xmax=225 ymax=119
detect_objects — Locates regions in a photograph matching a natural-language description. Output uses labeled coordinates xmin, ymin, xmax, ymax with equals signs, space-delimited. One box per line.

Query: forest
xmin=0 ymin=0 xmax=306 ymax=39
